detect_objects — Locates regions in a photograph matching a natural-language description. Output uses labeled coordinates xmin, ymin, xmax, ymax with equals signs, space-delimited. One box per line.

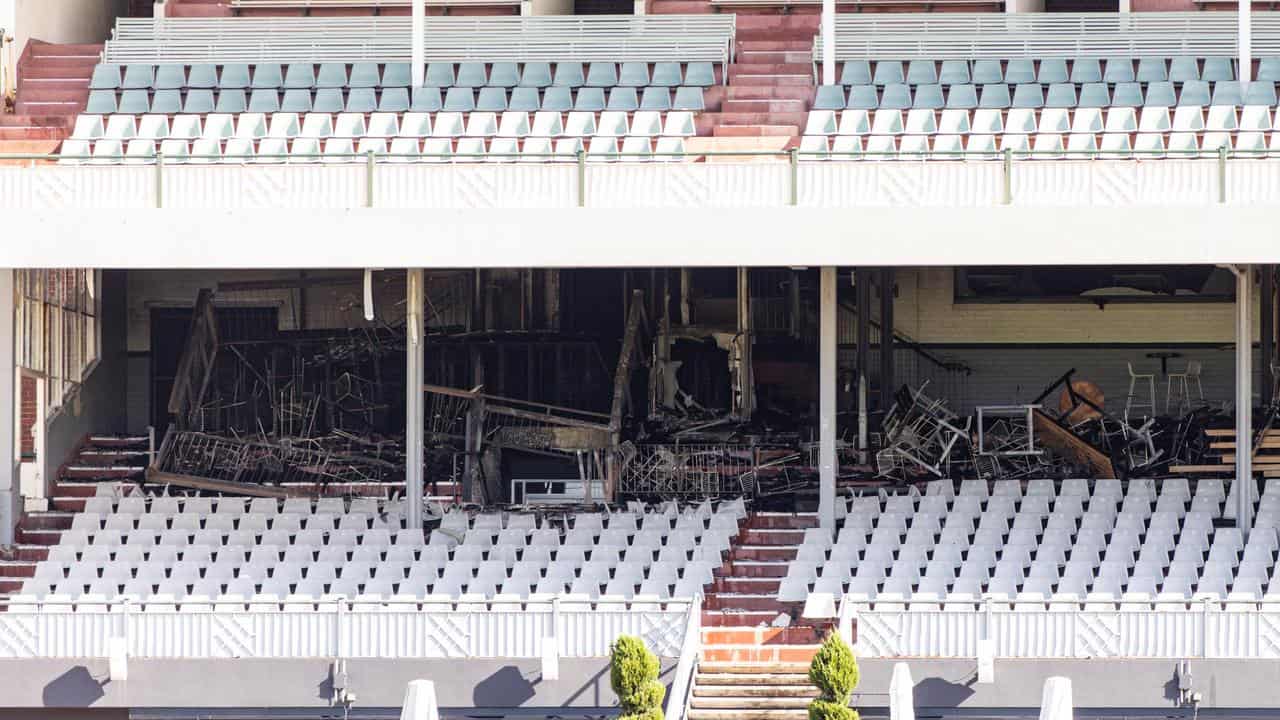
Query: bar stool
xmin=1125 ymin=362 xmax=1156 ymax=423
xmin=1166 ymin=361 xmax=1204 ymax=414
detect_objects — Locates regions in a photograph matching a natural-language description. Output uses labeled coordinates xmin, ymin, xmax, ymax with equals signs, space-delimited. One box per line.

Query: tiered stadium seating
xmin=778 ymin=477 xmax=1277 ymax=605
xmin=61 ymin=61 xmax=714 ymax=162
xmin=800 ymin=57 xmax=1280 ymax=158
xmin=14 ymin=488 xmax=739 ymax=610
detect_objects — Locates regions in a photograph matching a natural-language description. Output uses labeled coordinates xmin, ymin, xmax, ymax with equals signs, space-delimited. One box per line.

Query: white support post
xmin=819 ymin=267 xmax=837 ymax=533
xmin=1241 ymin=0 xmax=1254 ymax=84
xmin=1236 ymin=264 xmax=1254 ymax=539
xmin=0 ymin=270 xmax=15 ymax=547
xmin=411 ymin=0 xmax=426 ymax=88
xmin=406 ymin=269 xmax=425 ymax=533
xmin=821 ymin=0 xmax=835 ymax=86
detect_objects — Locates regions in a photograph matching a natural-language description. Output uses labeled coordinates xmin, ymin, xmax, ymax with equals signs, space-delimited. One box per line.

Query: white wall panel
xmin=375 ymin=165 xmax=577 ymax=209
xmin=0 ymin=167 xmax=154 ymax=209
xmin=585 ymin=163 xmax=789 ymax=208
xmin=164 ymin=166 xmax=364 ymax=209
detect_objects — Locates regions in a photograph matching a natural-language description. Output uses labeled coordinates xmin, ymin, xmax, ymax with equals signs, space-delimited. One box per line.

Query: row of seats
xmin=71 ymin=111 xmax=698 ymax=141
xmin=90 ymin=61 xmax=717 ymax=91
xmin=805 ymin=105 xmax=1279 ymax=136
xmin=6 ymin=594 xmax=683 ymax=613
xmin=828 ymin=57 xmax=1252 ymax=87
xmin=19 ymin=499 xmax=743 ymax=602
xmin=813 ymin=80 xmax=1280 ymax=112
xmin=59 ymin=136 xmax=694 ymax=164
xmin=784 ymin=477 xmax=1273 ymax=603
xmin=797 ymin=132 xmax=1279 ymax=160
xmin=85 ymin=85 xmax=709 ymax=115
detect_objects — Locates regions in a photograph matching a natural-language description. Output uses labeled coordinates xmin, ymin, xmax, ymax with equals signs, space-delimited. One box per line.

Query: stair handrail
xmin=837 ymin=592 xmax=856 ymax=647
xmin=665 ymin=593 xmax=703 ymax=720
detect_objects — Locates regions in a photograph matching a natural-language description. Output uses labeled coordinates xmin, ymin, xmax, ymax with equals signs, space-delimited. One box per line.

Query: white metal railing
xmin=3 ymin=150 xmax=1280 ymax=208
xmin=813 ymin=12 xmax=1280 ymax=60
xmin=847 ymin=596 xmax=1280 ymax=659
xmin=104 ymin=16 xmax=735 ymax=64
xmin=0 ymin=595 xmax=691 ymax=659
xmin=665 ymin=594 xmax=702 ymax=720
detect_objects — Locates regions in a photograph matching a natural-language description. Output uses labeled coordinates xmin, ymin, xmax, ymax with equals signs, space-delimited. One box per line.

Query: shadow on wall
xmin=474 ymin=665 xmax=537 ymax=707
xmin=42 ymin=666 xmax=105 ymax=707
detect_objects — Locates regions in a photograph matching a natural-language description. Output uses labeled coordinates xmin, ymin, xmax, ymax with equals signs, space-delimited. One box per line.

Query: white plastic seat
xmin=267 ymin=112 xmax=301 ymax=139
xmin=334 ymin=113 xmax=367 ymax=138
xmin=837 ymin=109 xmax=871 ymax=136
xmin=465 ymin=112 xmax=498 ymax=138
xmin=1038 ymin=108 xmax=1070 ymax=133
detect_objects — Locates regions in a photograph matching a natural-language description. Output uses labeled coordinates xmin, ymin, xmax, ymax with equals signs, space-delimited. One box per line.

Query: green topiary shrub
xmin=610 ymin=635 xmax=666 ymax=720
xmin=808 ymin=632 xmax=860 ymax=720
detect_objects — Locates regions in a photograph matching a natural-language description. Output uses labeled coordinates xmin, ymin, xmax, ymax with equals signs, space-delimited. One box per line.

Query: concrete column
xmin=0 ymin=270 xmax=15 ymax=546
xmin=1241 ymin=0 xmax=1254 ymax=84
xmin=821 ymin=0 xmax=835 ymax=86
xmin=1263 ymin=265 xmax=1274 ymax=407
xmin=411 ymin=0 xmax=426 ymax=88
xmin=736 ymin=267 xmax=754 ymax=419
xmin=819 ymin=267 xmax=837 ymax=533
xmin=855 ymin=269 xmax=872 ymax=452
xmin=1236 ymin=265 xmax=1254 ymax=539
xmin=879 ymin=267 xmax=895 ymax=411
xmin=406 ymin=269 xmax=425 ymax=531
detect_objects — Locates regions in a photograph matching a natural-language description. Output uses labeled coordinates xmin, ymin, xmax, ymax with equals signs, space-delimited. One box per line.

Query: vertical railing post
xmin=155 ymin=152 xmax=164 ymax=209
xmin=146 ymin=425 xmax=155 ymax=467
xmin=551 ymin=595 xmax=562 ymax=658
xmin=335 ymin=597 xmax=347 ymax=659
xmin=365 ymin=150 xmax=376 ymax=208
xmin=1001 ymin=148 xmax=1013 ymax=205
xmin=1218 ymin=145 xmax=1228 ymax=204
xmin=576 ymin=149 xmax=587 ymax=207
xmin=789 ymin=147 xmax=799 ymax=206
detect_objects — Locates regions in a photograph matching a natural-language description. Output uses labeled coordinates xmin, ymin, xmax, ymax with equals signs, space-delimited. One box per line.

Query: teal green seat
xmin=846 ymin=85 xmax=878 ymax=110
xmin=1045 ymin=82 xmax=1077 ymax=108
xmin=118 ymin=90 xmax=150 ymax=114
xmin=380 ymin=63 xmax=410 ymax=88
xmin=606 ymin=87 xmax=638 ymax=111
xmin=1067 ymin=58 xmax=1100 ymax=84
xmin=86 ymin=90 xmax=118 ymax=114
xmin=879 ymin=83 xmax=911 ymax=109
xmin=945 ymin=84 xmax=977 ymax=109
xmin=971 ymin=60 xmax=1003 ymax=84
xmin=574 ymin=87 xmax=605 ymax=111
xmin=1136 ymin=58 xmax=1168 ymax=82
xmin=348 ymin=62 xmax=381 ymax=88
xmin=443 ymin=87 xmax=476 ymax=112
xmin=1077 ymin=83 xmax=1109 ymax=108
xmin=89 ymin=64 xmax=122 ymax=90
xmin=509 ymin=87 xmax=541 ymax=111
xmin=651 ymin=62 xmax=682 ymax=87
xmin=978 ymin=83 xmax=1011 ymax=109
xmin=425 ymin=62 xmax=455 ymax=88
xmin=1011 ymin=83 xmax=1044 ymax=109
xmin=150 ymin=89 xmax=183 ymax=114
xmin=1244 ymin=80 xmax=1277 ymax=106
xmin=912 ymin=84 xmax=944 ymax=109
xmin=1143 ymin=81 xmax=1176 ymax=106
xmin=840 ymin=60 xmax=871 ymax=86
xmin=455 ymin=62 xmax=487 ymax=88
xmin=153 ymin=64 xmax=186 ymax=90
xmin=345 ymin=88 xmax=377 ymax=113
xmin=672 ymin=86 xmax=704 ymax=112
xmin=316 ymin=63 xmax=348 ymax=89
xmin=1168 ymin=56 xmax=1200 ymax=82
xmin=251 ymin=63 xmax=283 ymax=89
xmin=410 ymin=88 xmax=442 ymax=112
xmin=313 ymin=89 xmax=345 ymax=113
xmin=541 ymin=86 xmax=573 ymax=111
xmin=1210 ymin=80 xmax=1242 ymax=106
xmin=1004 ymin=59 xmax=1035 ymax=84
xmin=121 ymin=64 xmax=155 ymax=90
xmin=247 ymin=89 xmax=280 ymax=113
xmin=280 ymin=89 xmax=312 ymax=113
xmin=684 ymin=62 xmax=714 ymax=87
xmin=183 ymin=89 xmax=215 ymax=114
xmin=476 ymin=87 xmax=508 ymax=112
xmin=553 ymin=62 xmax=585 ymax=87
xmin=872 ymin=60 xmax=904 ymax=85
xmin=219 ymin=64 xmax=251 ymax=89
xmin=813 ymin=84 xmax=846 ymax=111
xmin=283 ymin=63 xmax=316 ymax=89
xmin=1103 ymin=58 xmax=1134 ymax=84
xmin=1178 ymin=80 xmax=1210 ymax=106
xmin=639 ymin=87 xmax=671 ymax=111
xmin=519 ymin=62 xmax=553 ymax=88
xmin=187 ymin=64 xmax=219 ymax=89
xmin=586 ymin=62 xmax=618 ymax=88
xmin=1111 ymin=82 xmax=1143 ymax=107
xmin=938 ymin=60 xmax=970 ymax=85
xmin=905 ymin=60 xmax=937 ymax=85
xmin=1201 ymin=57 xmax=1234 ymax=82
xmin=379 ymin=88 xmax=409 ymax=112
xmin=488 ymin=62 xmax=520 ymax=88
xmin=214 ymin=89 xmax=247 ymax=113
xmin=1037 ymin=59 xmax=1069 ymax=84
xmin=618 ymin=62 xmax=649 ymax=87
xmin=1257 ymin=58 xmax=1280 ymax=82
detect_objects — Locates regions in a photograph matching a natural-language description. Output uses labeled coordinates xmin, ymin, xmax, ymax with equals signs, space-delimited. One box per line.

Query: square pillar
xmin=406 ymin=269 xmax=425 ymax=531
xmin=1236 ymin=265 xmax=1254 ymax=538
xmin=0 ymin=270 xmax=15 ymax=546
xmin=819 ymin=267 xmax=838 ymax=533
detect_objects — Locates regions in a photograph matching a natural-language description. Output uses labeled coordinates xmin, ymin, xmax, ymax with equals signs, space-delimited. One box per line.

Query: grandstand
xmin=3 ymin=0 xmax=1280 ymax=719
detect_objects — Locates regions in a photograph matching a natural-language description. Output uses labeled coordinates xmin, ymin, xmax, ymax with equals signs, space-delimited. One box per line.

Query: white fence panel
xmin=164 ymin=165 xmax=365 ymax=209
xmin=1226 ymin=161 xmax=1280 ymax=205
xmin=586 ymin=163 xmax=789 ymax=208
xmin=376 ymin=165 xmax=578 ymax=209
xmin=1009 ymin=161 xmax=1095 ymax=205
xmin=1130 ymin=161 xmax=1219 ymax=205
xmin=896 ymin=610 xmax=982 ymax=657
xmin=800 ymin=162 xmax=1003 ymax=207
xmin=0 ymin=167 xmax=154 ymax=208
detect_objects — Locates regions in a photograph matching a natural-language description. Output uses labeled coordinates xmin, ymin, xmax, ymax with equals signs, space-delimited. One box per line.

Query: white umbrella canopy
xmin=401 ymin=679 xmax=440 ymax=720
xmin=889 ymin=662 xmax=915 ymax=720
xmin=1038 ymin=676 xmax=1074 ymax=720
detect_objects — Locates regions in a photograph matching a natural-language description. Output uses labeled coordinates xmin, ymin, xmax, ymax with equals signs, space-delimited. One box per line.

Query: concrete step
xmin=702 ymin=610 xmax=778 ymax=627
xmin=724 ymin=560 xmax=790 ymax=578
xmin=0 ymin=580 xmax=26 ymax=595
xmin=703 ymin=626 xmax=823 ymax=646
xmin=696 ymin=672 xmax=813 ymax=686
xmin=10 ymin=545 xmax=52 ymax=563
xmin=695 ymin=686 xmax=818 ymax=699
xmin=722 ymin=99 xmax=807 ymax=114
xmin=690 ymin=696 xmax=812 ymax=709
xmin=648 ymin=0 xmax=712 ymax=11
xmin=0 ymin=561 xmax=37 ymax=579
xmin=62 ymin=466 xmax=146 ymax=480
xmin=27 ymin=42 xmax=104 ymax=56
xmin=728 ymin=545 xmax=799 ymax=561
xmin=17 ymin=512 xmax=73 ymax=531
xmin=687 ymin=711 xmax=808 ymax=720
xmin=714 ymin=576 xmax=782 ymax=594
xmin=712 ymin=124 xmax=801 ymax=138
xmin=737 ymin=40 xmax=814 ymax=51
xmin=727 ymin=71 xmax=813 ymax=86
xmin=739 ymin=528 xmax=806 ymax=545
xmin=15 ymin=528 xmax=62 ymax=545
xmin=739 ymin=51 xmax=813 ymax=66
xmin=15 ymin=100 xmax=84 ymax=116
xmin=701 ymin=644 xmax=820 ymax=664
xmin=700 ymin=662 xmax=813 ymax=675
xmin=704 ymin=593 xmax=790 ymax=612
xmin=746 ymin=512 xmax=821 ymax=530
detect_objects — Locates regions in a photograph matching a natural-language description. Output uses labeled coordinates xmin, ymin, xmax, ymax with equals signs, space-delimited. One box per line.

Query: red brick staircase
xmin=1 ymin=40 xmax=100 ymax=159
xmin=690 ymin=511 xmax=824 ymax=720
xmin=707 ymin=16 xmax=816 ymax=147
